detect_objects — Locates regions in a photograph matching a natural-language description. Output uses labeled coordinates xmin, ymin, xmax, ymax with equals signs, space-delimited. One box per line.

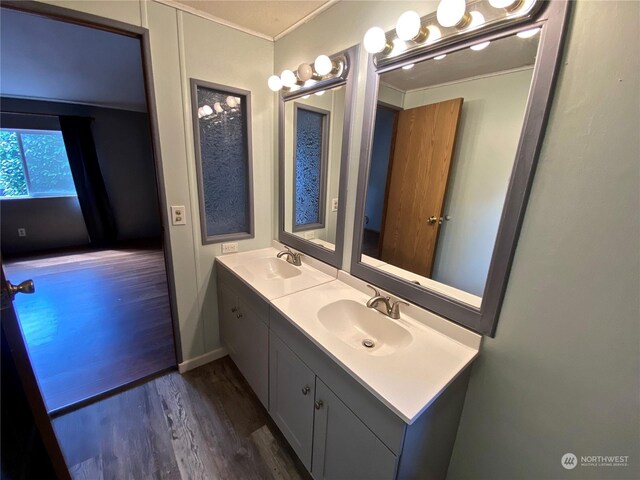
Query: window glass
xmin=295 ymin=108 xmax=326 ymax=228
xmin=0 ymin=129 xmax=76 ymax=198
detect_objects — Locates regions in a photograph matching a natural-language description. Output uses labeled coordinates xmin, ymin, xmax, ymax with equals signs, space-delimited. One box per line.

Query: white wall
xmin=403 ymin=69 xmax=534 ymax=297
xmin=276 ymin=1 xmax=640 ymax=479
xmin=37 ymin=0 xmax=275 ymax=364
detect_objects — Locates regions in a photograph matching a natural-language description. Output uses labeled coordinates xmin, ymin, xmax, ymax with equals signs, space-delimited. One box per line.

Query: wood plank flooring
xmin=53 ymin=356 xmax=308 ymax=480
xmin=4 ymin=248 xmax=176 ymax=414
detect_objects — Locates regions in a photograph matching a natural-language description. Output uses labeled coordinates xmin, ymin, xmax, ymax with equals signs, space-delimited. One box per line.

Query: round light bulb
xmin=470 ymin=41 xmax=491 ymax=51
xmin=197 ymin=107 xmax=204 ymax=118
xmin=315 ymin=90 xmax=325 ymax=96
xmin=202 ymin=105 xmax=213 ymax=116
xmin=468 ymin=11 xmax=485 ymax=29
xmin=488 ymin=0 xmax=521 ymax=9
xmin=304 ymin=79 xmax=317 ymax=88
xmin=213 ymin=102 xmax=223 ymax=113
xmin=226 ymin=96 xmax=237 ymax=108
xmin=268 ymin=75 xmax=282 ymax=92
xmin=314 ymin=55 xmax=333 ymax=76
xmin=437 ymin=0 xmax=468 ymax=28
xmin=435 ymin=54 xmax=447 ymax=60
xmin=396 ymin=11 xmax=422 ymax=41
xmin=302 ymin=95 xmax=311 ymax=99
xmin=280 ymin=69 xmax=297 ymax=88
xmin=517 ymin=27 xmax=541 ymax=39
xmin=402 ymin=64 xmax=415 ymax=70
xmin=297 ymin=63 xmax=313 ymax=82
xmin=363 ymin=26 xmax=388 ymax=54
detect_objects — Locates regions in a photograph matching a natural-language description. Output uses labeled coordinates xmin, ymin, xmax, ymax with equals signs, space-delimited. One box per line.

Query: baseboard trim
xmin=178 ymin=347 xmax=228 ymax=373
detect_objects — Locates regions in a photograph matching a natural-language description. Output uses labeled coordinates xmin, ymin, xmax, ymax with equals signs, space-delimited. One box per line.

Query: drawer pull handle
xmin=236 ymin=313 xmax=243 ymax=319
xmin=315 ymin=400 xmax=323 ymax=410
xmin=301 ymin=386 xmax=310 ymax=395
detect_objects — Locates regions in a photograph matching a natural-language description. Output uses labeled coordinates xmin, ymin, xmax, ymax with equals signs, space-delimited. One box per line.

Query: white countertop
xmin=272 ymin=273 xmax=481 ymax=424
xmin=216 ymin=246 xmax=336 ymax=300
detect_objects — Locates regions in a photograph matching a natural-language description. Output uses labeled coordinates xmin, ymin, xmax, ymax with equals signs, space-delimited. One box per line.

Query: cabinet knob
xmin=301 ymin=386 xmax=310 ymax=395
xmin=231 ymin=307 xmax=238 ymax=313
xmin=314 ymin=400 xmax=323 ymax=410
xmin=236 ymin=313 xmax=243 ymax=319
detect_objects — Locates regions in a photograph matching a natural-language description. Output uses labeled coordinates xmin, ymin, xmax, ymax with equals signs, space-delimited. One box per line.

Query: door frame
xmin=1 ymin=0 xmax=183 ymax=364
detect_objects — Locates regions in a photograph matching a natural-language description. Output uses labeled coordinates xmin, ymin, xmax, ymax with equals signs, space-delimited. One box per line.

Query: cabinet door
xmin=231 ymin=298 xmax=269 ymax=407
xmin=218 ymin=282 xmax=237 ymax=353
xmin=269 ymin=333 xmax=316 ymax=470
xmin=312 ymin=378 xmax=398 ymax=480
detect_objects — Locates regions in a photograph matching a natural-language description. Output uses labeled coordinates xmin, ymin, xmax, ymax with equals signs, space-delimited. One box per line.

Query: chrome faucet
xmin=366 ymin=285 xmax=409 ymax=320
xmin=277 ymin=246 xmax=302 ymax=266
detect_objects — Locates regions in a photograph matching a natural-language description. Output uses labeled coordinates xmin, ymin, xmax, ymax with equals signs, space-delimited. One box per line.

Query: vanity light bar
xmin=267 ymin=53 xmax=349 ymax=94
xmin=363 ymin=0 xmax=543 ymax=66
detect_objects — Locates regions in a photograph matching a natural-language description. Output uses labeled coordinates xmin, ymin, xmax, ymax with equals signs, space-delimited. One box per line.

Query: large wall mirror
xmin=279 ymin=46 xmax=357 ymax=267
xmin=351 ymin=1 xmax=571 ymax=336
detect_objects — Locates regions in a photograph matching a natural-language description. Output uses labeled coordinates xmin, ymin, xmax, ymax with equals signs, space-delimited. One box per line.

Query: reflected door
xmin=380 ymin=98 xmax=463 ymax=276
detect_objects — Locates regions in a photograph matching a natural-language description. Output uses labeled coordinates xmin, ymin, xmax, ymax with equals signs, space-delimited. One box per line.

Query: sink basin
xmin=317 ymin=299 xmax=413 ymax=356
xmin=238 ymin=257 xmax=301 ymax=280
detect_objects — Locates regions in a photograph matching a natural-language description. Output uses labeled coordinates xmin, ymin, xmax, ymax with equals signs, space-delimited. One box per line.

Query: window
xmin=294 ymin=105 xmax=329 ymax=231
xmin=191 ymin=79 xmax=254 ymax=244
xmin=0 ymin=129 xmax=76 ymax=198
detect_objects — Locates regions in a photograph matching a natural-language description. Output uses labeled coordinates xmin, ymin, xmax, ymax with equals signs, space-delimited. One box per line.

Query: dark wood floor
xmin=53 ymin=356 xmax=308 ymax=480
xmin=4 ymin=248 xmax=176 ymax=414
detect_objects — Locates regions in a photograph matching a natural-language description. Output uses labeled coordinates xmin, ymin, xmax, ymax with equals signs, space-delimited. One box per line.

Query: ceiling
xmin=0 ymin=9 xmax=147 ymax=111
xmin=172 ymin=0 xmax=333 ymax=39
xmin=382 ymin=32 xmax=539 ymax=92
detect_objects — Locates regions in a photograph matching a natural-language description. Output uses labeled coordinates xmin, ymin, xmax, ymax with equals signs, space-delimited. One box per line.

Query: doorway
xmin=0 ymin=7 xmax=178 ymax=415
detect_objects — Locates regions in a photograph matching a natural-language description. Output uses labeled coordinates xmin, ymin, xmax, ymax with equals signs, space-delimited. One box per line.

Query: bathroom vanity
xmin=216 ymin=245 xmax=480 ymax=479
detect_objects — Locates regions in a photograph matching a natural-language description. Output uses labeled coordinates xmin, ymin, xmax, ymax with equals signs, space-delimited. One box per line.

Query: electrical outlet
xmin=222 ymin=242 xmax=238 ymax=254
xmin=17 ymin=228 xmax=26 ymax=237
xmin=331 ymin=198 xmax=339 ymax=212
xmin=304 ymin=231 xmax=315 ymax=239
xmin=171 ymin=206 xmax=186 ymax=226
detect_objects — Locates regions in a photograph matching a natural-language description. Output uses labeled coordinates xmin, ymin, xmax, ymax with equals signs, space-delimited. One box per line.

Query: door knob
xmin=315 ymin=400 xmax=324 ymax=410
xmin=6 ymin=279 xmax=35 ymax=300
xmin=427 ymin=216 xmax=437 ymax=225
xmin=301 ymin=386 xmax=310 ymax=395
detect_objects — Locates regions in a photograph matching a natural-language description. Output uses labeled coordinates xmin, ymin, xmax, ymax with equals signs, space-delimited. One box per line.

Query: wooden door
xmin=311 ymin=378 xmax=397 ymax=480
xmin=1 ymin=264 xmax=70 ymax=479
xmin=269 ymin=333 xmax=316 ymax=470
xmin=380 ymin=98 xmax=463 ymax=277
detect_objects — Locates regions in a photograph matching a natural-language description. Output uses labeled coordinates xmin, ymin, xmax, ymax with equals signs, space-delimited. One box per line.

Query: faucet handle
xmin=366 ymin=284 xmax=381 ymax=297
xmin=389 ymin=300 xmax=410 ymax=319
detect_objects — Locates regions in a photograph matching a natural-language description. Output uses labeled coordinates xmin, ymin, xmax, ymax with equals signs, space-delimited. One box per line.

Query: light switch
xmin=171 ymin=206 xmax=186 ymax=226
xmin=222 ymin=243 xmax=238 ymax=254
xmin=331 ymin=198 xmax=339 ymax=212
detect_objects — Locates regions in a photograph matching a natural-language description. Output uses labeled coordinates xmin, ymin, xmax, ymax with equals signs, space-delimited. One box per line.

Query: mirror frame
xmin=350 ymin=1 xmax=572 ymax=336
xmin=279 ymin=45 xmax=358 ymax=268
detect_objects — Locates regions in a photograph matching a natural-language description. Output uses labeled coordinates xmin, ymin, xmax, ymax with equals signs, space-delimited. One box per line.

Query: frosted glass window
xmin=191 ymin=80 xmax=253 ymax=244
xmin=294 ymin=106 xmax=328 ymax=231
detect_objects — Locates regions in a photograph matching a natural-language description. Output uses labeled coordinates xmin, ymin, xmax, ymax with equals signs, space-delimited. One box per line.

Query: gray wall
xmin=0 ymin=98 xmax=161 ymax=254
xmin=275 ymin=1 xmax=640 ymax=478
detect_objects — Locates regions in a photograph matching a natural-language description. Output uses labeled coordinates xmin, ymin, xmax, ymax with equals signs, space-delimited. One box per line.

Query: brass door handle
xmin=7 ymin=279 xmax=35 ymax=300
xmin=427 ymin=216 xmax=437 ymax=225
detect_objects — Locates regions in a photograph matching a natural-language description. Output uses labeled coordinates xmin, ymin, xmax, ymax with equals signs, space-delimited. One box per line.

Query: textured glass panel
xmin=0 ymin=130 xmax=27 ymax=197
xmin=22 ymin=131 xmax=76 ymax=196
xmin=196 ymin=85 xmax=250 ymax=238
xmin=295 ymin=108 xmax=325 ymax=227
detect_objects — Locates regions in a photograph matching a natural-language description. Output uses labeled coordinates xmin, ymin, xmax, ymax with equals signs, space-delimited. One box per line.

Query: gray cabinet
xmin=217 ymin=264 xmax=269 ymax=408
xmin=269 ymin=333 xmax=316 ymax=470
xmin=312 ymin=378 xmax=397 ymax=480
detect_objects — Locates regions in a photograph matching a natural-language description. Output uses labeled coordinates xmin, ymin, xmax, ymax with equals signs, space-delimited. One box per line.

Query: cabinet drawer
xmin=270 ymin=307 xmax=406 ymax=455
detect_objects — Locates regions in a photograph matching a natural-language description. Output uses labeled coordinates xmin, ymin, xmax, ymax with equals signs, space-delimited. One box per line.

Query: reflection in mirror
xmin=360 ymin=31 xmax=540 ymax=306
xmin=284 ymin=86 xmax=345 ymax=252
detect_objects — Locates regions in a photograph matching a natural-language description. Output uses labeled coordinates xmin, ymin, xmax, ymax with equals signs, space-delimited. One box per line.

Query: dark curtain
xmin=59 ymin=116 xmax=117 ymax=247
